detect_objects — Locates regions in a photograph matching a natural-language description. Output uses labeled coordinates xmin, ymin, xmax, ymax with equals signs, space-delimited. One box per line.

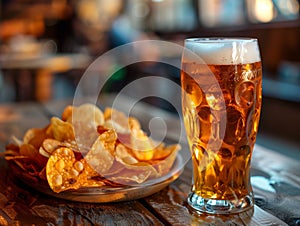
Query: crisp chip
xmin=103 ymin=108 xmax=130 ymax=133
xmin=152 ymin=144 xmax=180 ymax=175
xmin=70 ymin=103 xmax=104 ymax=128
xmin=61 ymin=105 xmax=73 ymax=122
xmin=50 ymin=117 xmax=75 ymax=142
xmin=114 ymin=144 xmax=160 ymax=183
xmin=5 ymin=103 xmax=181 ymax=193
xmin=46 ymin=147 xmax=79 ymax=192
xmin=20 ymin=143 xmax=38 ymax=159
xmin=41 ymin=139 xmax=62 ymax=156
xmin=46 ymin=147 xmax=100 ymax=193
xmin=130 ymin=129 xmax=154 ymax=161
xmin=23 ymin=128 xmax=49 ymax=149
xmin=85 ymin=135 xmax=115 ymax=175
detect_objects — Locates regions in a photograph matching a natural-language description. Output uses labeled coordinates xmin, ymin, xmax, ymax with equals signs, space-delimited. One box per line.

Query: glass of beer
xmin=181 ymin=38 xmax=262 ymax=214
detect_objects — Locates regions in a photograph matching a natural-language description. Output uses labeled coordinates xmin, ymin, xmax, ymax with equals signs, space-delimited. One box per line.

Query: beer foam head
xmin=184 ymin=38 xmax=261 ymax=65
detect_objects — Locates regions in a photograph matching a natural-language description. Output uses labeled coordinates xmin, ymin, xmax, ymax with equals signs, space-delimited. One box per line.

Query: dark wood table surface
xmin=0 ymin=95 xmax=299 ymax=226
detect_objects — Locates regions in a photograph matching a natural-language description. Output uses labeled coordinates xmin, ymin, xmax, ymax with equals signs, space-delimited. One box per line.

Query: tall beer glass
xmin=181 ymin=38 xmax=262 ymax=214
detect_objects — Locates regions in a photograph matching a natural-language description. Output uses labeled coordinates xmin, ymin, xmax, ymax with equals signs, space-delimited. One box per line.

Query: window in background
xmin=198 ymin=0 xmax=246 ymax=27
xmin=246 ymin=0 xmax=299 ymax=23
xmin=147 ymin=0 xmax=197 ymax=31
xmin=198 ymin=0 xmax=299 ymax=27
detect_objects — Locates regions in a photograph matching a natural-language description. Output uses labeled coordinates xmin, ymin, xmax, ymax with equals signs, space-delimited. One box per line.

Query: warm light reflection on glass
xmin=198 ymin=0 xmax=245 ymax=27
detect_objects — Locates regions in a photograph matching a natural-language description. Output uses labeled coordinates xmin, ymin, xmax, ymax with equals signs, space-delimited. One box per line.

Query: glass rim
xmin=184 ymin=37 xmax=258 ymax=43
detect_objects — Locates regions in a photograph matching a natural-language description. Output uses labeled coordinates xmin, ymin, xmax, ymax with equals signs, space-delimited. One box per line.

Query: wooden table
xmin=0 ymin=95 xmax=299 ymax=225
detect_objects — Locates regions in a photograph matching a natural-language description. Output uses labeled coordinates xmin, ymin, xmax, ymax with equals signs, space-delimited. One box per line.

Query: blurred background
xmin=0 ymin=0 xmax=300 ymax=159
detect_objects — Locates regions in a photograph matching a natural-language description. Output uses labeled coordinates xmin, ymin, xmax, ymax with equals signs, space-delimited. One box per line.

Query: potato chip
xmin=115 ymin=144 xmax=138 ymax=165
xmin=72 ymin=121 xmax=99 ymax=154
xmin=128 ymin=117 xmax=141 ymax=131
xmin=50 ymin=117 xmax=75 ymax=142
xmin=99 ymin=128 xmax=117 ymax=143
xmin=151 ymin=143 xmax=178 ymax=160
xmin=130 ymin=129 xmax=154 ymax=161
xmin=23 ymin=128 xmax=49 ymax=149
xmin=103 ymin=108 xmax=130 ymax=133
xmin=5 ymin=143 xmax=20 ymax=155
xmin=19 ymin=143 xmax=48 ymax=167
xmin=152 ymin=144 xmax=180 ymax=175
xmin=61 ymin=105 xmax=73 ymax=122
xmin=20 ymin=143 xmax=38 ymax=159
xmin=46 ymin=147 xmax=100 ymax=193
xmin=41 ymin=139 xmax=62 ymax=156
xmin=5 ymin=103 xmax=182 ymax=193
xmin=115 ymin=144 xmax=159 ymax=181
xmin=70 ymin=103 xmax=104 ymax=128
xmin=85 ymin=135 xmax=115 ymax=175
xmin=46 ymin=147 xmax=78 ymax=192
xmin=102 ymin=161 xmax=125 ymax=177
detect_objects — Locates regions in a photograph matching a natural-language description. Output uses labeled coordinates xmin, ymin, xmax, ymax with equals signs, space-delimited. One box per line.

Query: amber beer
xmin=181 ymin=38 xmax=262 ymax=214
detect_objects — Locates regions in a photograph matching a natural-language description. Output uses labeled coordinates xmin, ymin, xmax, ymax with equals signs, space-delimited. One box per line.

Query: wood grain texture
xmin=0 ymin=158 xmax=164 ymax=225
xmin=1 ymin=96 xmax=299 ymax=225
xmin=143 ymin=160 xmax=289 ymax=226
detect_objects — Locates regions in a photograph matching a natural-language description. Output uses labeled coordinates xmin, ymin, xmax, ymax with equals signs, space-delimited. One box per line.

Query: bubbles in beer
xmin=235 ymin=81 xmax=255 ymax=108
xmin=181 ymin=61 xmax=262 ymax=200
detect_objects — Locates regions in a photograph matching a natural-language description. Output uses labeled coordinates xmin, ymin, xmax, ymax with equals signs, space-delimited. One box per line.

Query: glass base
xmin=188 ymin=192 xmax=254 ymax=215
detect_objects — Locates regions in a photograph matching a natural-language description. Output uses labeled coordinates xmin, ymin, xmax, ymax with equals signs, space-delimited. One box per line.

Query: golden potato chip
xmin=103 ymin=108 xmax=130 ymax=133
xmin=61 ymin=105 xmax=73 ymax=121
xmin=46 ymin=147 xmax=95 ymax=193
xmin=51 ymin=117 xmax=75 ymax=142
xmin=115 ymin=144 xmax=159 ymax=181
xmin=39 ymin=139 xmax=81 ymax=158
xmin=6 ymin=102 xmax=182 ymax=193
xmin=102 ymin=161 xmax=125 ymax=177
xmin=23 ymin=128 xmax=49 ymax=149
xmin=20 ymin=143 xmax=38 ymax=159
xmin=70 ymin=103 xmax=104 ymax=128
xmin=47 ymin=147 xmax=107 ymax=192
xmin=41 ymin=139 xmax=62 ymax=156
xmin=99 ymin=129 xmax=117 ymax=156
xmin=47 ymin=147 xmax=77 ymax=192
xmin=115 ymin=144 xmax=138 ymax=165
xmin=84 ymin=135 xmax=115 ymax=175
xmin=99 ymin=128 xmax=117 ymax=143
xmin=152 ymin=144 xmax=180 ymax=175
xmin=130 ymin=130 xmax=154 ymax=161
xmin=151 ymin=143 xmax=177 ymax=160
xmin=72 ymin=121 xmax=99 ymax=154
xmin=128 ymin=117 xmax=141 ymax=130
xmin=5 ymin=142 xmax=20 ymax=155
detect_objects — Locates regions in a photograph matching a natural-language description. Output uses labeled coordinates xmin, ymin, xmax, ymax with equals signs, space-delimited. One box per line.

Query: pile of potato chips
xmin=4 ymin=104 xmax=180 ymax=193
